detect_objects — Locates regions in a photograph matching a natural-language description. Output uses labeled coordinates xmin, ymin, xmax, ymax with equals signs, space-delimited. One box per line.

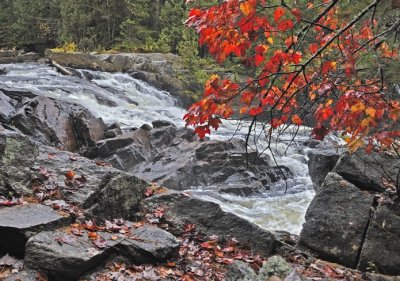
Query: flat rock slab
xmin=0 ymin=204 xmax=71 ymax=257
xmin=298 ymin=172 xmax=373 ymax=268
xmin=25 ymin=225 xmax=179 ymax=280
xmin=25 ymin=230 xmax=114 ymax=281
xmin=119 ymin=225 xmax=179 ymax=264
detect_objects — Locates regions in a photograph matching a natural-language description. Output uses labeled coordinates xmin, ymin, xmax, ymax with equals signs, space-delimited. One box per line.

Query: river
xmin=0 ymin=63 xmax=316 ymax=234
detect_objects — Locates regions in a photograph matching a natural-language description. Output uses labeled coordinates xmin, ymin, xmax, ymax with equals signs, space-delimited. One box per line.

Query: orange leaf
xmin=292 ymin=114 xmax=303 ymax=125
xmin=239 ymin=1 xmax=252 ymax=16
xmin=88 ymin=232 xmax=99 ymax=240
xmin=65 ymin=170 xmax=76 ymax=180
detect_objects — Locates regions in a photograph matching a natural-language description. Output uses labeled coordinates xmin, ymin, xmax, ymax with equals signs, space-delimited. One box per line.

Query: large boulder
xmin=307 ymin=150 xmax=340 ymax=191
xmin=333 ymin=150 xmax=399 ymax=192
xmin=25 ymin=225 xmax=179 ymax=281
xmin=10 ymin=96 xmax=105 ymax=155
xmin=118 ymin=225 xmax=179 ymax=264
xmin=298 ymin=172 xmax=374 ymax=268
xmin=358 ymin=202 xmax=400 ymax=275
xmin=0 ymin=130 xmax=39 ymax=196
xmin=0 ymin=204 xmax=71 ymax=257
xmin=98 ymin=123 xmax=293 ymax=195
xmin=0 ymin=129 xmax=148 ymax=219
xmin=142 ymin=192 xmax=276 ymax=256
xmin=25 ymin=230 xmax=116 ymax=281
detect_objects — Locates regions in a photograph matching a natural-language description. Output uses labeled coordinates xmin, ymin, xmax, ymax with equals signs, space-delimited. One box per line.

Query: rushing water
xmin=0 ymin=63 xmax=316 ymax=234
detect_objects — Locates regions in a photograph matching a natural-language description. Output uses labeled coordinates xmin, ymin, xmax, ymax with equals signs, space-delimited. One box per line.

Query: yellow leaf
xmin=361 ymin=118 xmax=370 ymax=128
xmin=348 ymin=138 xmax=364 ymax=153
xmin=365 ymin=107 xmax=376 ymax=118
xmin=240 ymin=1 xmax=252 ymax=16
xmin=267 ymin=37 xmax=274 ymax=45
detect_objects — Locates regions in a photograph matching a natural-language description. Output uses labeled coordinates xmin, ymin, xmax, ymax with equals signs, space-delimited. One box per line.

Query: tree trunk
xmin=393 ymin=0 xmax=400 ymax=8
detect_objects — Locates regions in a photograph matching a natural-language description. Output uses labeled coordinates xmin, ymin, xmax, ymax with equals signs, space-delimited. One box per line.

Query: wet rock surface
xmin=0 ymin=129 xmax=147 ymax=216
xmin=0 ymin=204 xmax=71 ymax=257
xmin=307 ymin=150 xmax=340 ymax=191
xmin=298 ymin=172 xmax=373 ymax=268
xmin=98 ymin=122 xmax=293 ymax=195
xmin=25 ymin=230 xmax=115 ymax=281
xmin=333 ymin=150 xmax=399 ymax=192
xmin=358 ymin=202 xmax=400 ymax=275
xmin=24 ymin=225 xmax=179 ymax=280
xmin=118 ymin=225 xmax=179 ymax=264
xmin=142 ymin=192 xmax=276 ymax=257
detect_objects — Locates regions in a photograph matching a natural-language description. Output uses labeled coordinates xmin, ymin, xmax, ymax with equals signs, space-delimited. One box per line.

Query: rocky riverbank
xmin=0 ymin=57 xmax=399 ymax=280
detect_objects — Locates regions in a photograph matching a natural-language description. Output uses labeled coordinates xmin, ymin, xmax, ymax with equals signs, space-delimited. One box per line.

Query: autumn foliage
xmin=184 ymin=0 xmax=400 ymax=152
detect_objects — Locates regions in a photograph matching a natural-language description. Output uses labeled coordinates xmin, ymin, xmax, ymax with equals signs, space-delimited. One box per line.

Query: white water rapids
xmin=0 ymin=63 xmax=317 ymax=234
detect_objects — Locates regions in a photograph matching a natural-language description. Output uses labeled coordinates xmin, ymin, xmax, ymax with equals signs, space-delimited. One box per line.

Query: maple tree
xmin=184 ymin=0 xmax=400 ymax=153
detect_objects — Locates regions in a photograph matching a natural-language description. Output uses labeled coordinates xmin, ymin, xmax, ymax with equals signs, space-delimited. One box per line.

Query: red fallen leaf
xmin=105 ymin=220 xmax=122 ymax=232
xmin=144 ymin=188 xmax=154 ymax=197
xmin=0 ymin=197 xmax=24 ymax=207
xmin=167 ymin=262 xmax=176 ymax=267
xmin=153 ymin=207 xmax=165 ymax=218
xmin=55 ymin=235 xmax=76 ymax=245
xmin=48 ymin=153 xmax=56 ymax=160
xmin=69 ymin=155 xmax=78 ymax=161
xmin=92 ymin=237 xmax=108 ymax=249
xmin=215 ymin=257 xmax=234 ymax=264
xmin=95 ymin=161 xmax=112 ymax=167
xmin=83 ymin=220 xmax=105 ymax=231
xmin=223 ymin=246 xmax=235 ymax=253
xmin=71 ymin=228 xmax=84 ymax=236
xmin=88 ymin=232 xmax=99 ymax=240
xmin=39 ymin=166 xmax=51 ymax=179
xmin=184 ymin=223 xmax=196 ymax=233
xmin=200 ymin=241 xmax=215 ymax=249
xmin=65 ymin=170 xmax=76 ymax=180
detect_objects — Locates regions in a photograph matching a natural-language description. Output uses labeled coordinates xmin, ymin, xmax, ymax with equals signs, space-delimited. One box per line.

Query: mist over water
xmin=0 ymin=63 xmax=316 ymax=234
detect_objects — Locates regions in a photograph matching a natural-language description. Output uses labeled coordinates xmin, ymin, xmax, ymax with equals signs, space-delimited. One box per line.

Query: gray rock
xmin=224 ymin=261 xmax=258 ymax=281
xmin=142 ymin=192 xmax=276 ymax=256
xmin=10 ymin=96 xmax=105 ymax=154
xmin=101 ymin=125 xmax=293 ymax=195
xmin=119 ymin=225 xmax=179 ymax=263
xmin=298 ymin=172 xmax=373 ymax=268
xmin=308 ymin=151 xmax=340 ymax=191
xmin=358 ymin=203 xmax=400 ymax=275
xmin=25 ymin=225 xmax=179 ymax=280
xmin=0 ymin=204 xmax=71 ymax=257
xmin=25 ymin=230 xmax=114 ymax=281
xmin=152 ymin=120 xmax=175 ymax=128
xmin=333 ymin=151 xmax=399 ymax=192
xmin=0 ymin=91 xmax=15 ymax=123
xmin=0 ymin=130 xmax=39 ymax=196
xmin=365 ymin=273 xmax=400 ymax=281
xmin=83 ymin=172 xmax=148 ymax=220
xmin=0 ymin=129 xmax=148 ymax=221
xmin=4 ymin=270 xmax=39 ymax=281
